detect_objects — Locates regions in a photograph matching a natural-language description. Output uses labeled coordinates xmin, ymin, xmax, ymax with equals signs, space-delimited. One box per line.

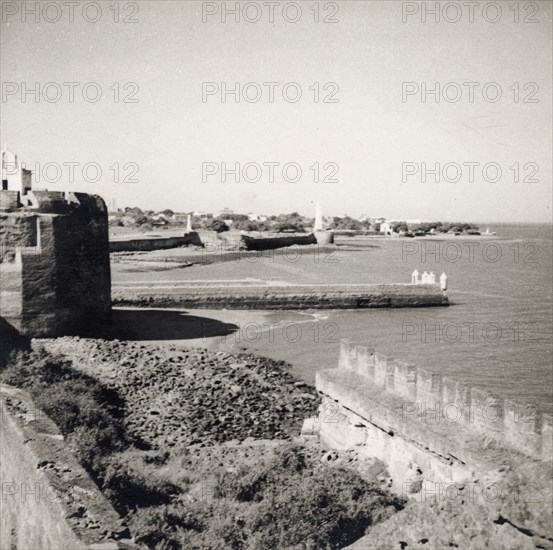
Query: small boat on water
xmin=482 ymin=227 xmax=497 ymax=236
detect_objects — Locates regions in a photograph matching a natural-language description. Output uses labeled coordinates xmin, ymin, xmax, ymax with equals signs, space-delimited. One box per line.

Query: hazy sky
xmin=1 ymin=0 xmax=552 ymax=222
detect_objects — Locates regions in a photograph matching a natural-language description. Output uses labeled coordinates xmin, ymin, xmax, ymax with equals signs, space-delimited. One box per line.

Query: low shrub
xmin=0 ymin=348 xmax=178 ymax=513
xmin=101 ymin=459 xmax=180 ymax=514
xmin=1 ymin=349 xmax=126 ymax=454
xmin=128 ymin=445 xmax=405 ymax=550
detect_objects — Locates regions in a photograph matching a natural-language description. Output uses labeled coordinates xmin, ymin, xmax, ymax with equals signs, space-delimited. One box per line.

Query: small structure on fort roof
xmin=1 ymin=146 xmax=32 ymax=196
xmin=0 ymin=148 xmax=111 ymax=337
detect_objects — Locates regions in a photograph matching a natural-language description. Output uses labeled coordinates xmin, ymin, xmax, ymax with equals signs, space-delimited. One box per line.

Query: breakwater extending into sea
xmin=112 ymin=283 xmax=449 ymax=309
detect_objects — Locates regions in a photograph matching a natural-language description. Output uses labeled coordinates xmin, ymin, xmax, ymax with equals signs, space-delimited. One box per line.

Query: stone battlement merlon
xmin=322 ymin=339 xmax=552 ymax=462
xmin=0 ymin=189 xmax=108 ymax=214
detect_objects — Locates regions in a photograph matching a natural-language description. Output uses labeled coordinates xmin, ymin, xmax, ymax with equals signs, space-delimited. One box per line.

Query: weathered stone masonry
xmin=314 ymin=342 xmax=553 ymax=549
xmin=0 ymin=189 xmax=111 ymax=337
xmin=0 ymin=385 xmax=136 ymax=550
xmin=313 ymin=340 xmax=552 ymax=491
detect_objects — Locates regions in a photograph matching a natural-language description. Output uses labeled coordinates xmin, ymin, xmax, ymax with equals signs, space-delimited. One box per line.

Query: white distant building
xmin=152 ymin=213 xmax=169 ymax=223
xmin=247 ymin=212 xmax=267 ymax=222
xmin=380 ymin=221 xmax=396 ymax=234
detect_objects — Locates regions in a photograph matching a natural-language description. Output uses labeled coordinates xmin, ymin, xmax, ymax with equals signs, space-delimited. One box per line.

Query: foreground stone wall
xmin=0 ymin=385 xmax=135 ymax=549
xmin=0 ymin=190 xmax=111 ymax=337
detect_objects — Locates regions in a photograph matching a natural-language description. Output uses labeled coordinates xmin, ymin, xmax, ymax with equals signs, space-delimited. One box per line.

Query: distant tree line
xmin=392 ymin=221 xmax=480 ymax=234
xmin=109 ymin=207 xmax=479 ymax=235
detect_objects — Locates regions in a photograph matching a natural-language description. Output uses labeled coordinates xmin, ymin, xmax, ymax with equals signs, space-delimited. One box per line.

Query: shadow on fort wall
xmin=107 ymin=308 xmax=238 ymax=341
xmin=0 ymin=317 xmax=30 ymax=369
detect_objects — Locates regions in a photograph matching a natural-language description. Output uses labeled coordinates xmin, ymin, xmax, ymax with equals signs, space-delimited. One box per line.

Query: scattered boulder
xmin=37 ymin=337 xmax=320 ymax=449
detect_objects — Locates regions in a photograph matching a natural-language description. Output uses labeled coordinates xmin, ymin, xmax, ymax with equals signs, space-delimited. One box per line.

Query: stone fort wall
xmin=108 ymin=231 xmax=315 ymax=253
xmin=0 ymin=384 xmax=135 ymax=549
xmin=314 ymin=339 xmax=552 ymax=491
xmin=0 ymin=190 xmax=111 ymax=338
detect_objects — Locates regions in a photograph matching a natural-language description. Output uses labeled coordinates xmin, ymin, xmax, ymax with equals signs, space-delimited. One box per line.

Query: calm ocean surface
xmin=115 ymin=224 xmax=553 ymax=413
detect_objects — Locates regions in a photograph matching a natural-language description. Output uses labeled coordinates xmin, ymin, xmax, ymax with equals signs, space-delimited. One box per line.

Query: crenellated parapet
xmin=311 ymin=339 xmax=553 ymax=545
xmin=327 ymin=339 xmax=552 ymax=462
xmin=0 ymin=189 xmax=108 ymax=215
xmin=312 ymin=338 xmax=552 ymax=501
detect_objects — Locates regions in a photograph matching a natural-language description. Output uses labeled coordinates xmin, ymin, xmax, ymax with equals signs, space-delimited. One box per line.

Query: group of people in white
xmin=412 ymin=269 xmax=447 ymax=291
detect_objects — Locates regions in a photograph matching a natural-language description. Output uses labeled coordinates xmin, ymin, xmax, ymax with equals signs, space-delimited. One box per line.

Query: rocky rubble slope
xmin=345 ymin=495 xmax=553 ymax=550
xmin=37 ymin=337 xmax=319 ymax=450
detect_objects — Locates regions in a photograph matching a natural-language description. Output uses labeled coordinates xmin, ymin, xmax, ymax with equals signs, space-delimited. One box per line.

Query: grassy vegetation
xmin=0 ymin=348 xmax=171 ymax=508
xmin=127 ymin=444 xmax=405 ymax=550
xmin=1 ymin=348 xmax=405 ymax=549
